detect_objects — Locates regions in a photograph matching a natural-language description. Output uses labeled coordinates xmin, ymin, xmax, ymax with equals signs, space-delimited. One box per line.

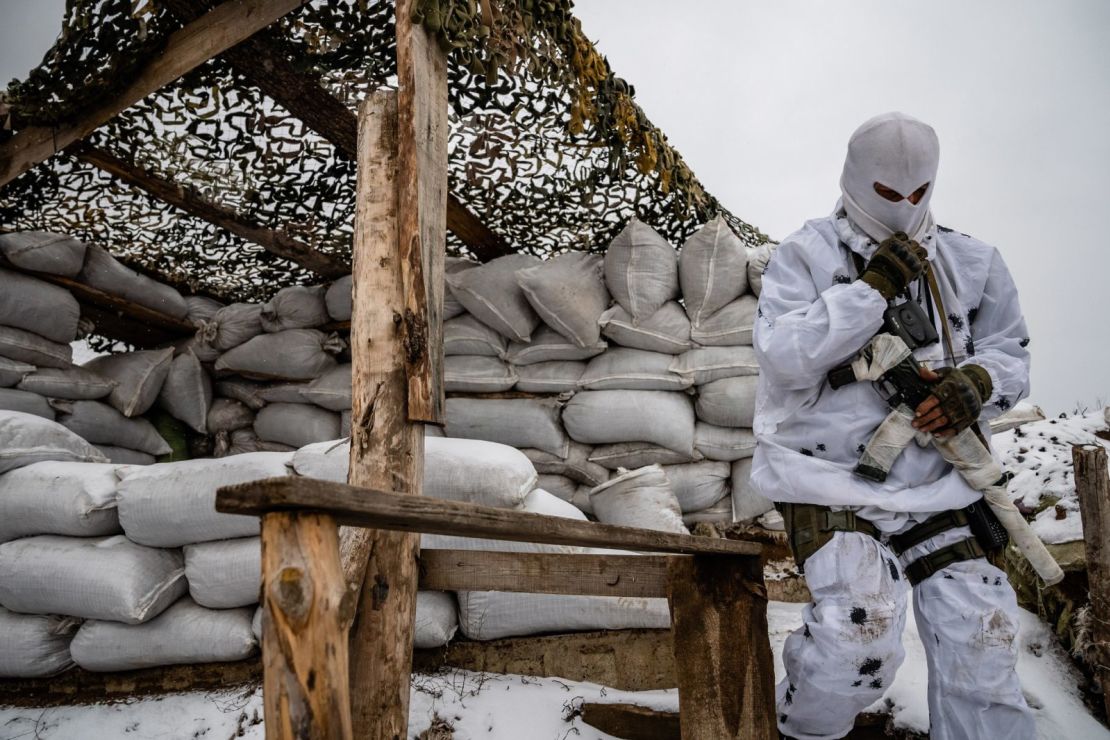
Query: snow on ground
xmin=3 ymin=600 xmax=1105 ymax=739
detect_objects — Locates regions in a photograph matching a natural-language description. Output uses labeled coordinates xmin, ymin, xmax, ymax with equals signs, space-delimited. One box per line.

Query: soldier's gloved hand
xmin=859 ymin=232 xmax=929 ymax=300
xmin=912 ymin=364 xmax=993 ymax=437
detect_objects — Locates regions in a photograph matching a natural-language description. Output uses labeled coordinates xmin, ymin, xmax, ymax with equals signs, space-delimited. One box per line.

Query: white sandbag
xmin=603 ymin=218 xmax=679 ymax=321
xmin=589 ymin=465 xmax=688 ymax=534
xmin=445 ymin=397 xmax=568 ymax=457
xmin=301 ymin=363 xmax=352 ymax=411
xmin=207 ymin=398 xmax=255 ymax=433
xmin=516 ymin=251 xmax=609 ymax=348
xmin=260 ymin=284 xmax=330 ymax=332
xmin=746 ymin=242 xmax=779 ymax=297
xmin=216 ymin=428 xmax=295 ymax=457
xmin=184 ymin=295 xmax=224 ymax=325
xmin=70 ymin=598 xmax=256 ymax=672
xmin=0 ymin=231 xmax=86 ymax=277
xmin=669 ymin=345 xmax=759 ymax=385
xmin=78 ymin=245 xmax=189 ymax=319
xmin=682 ymin=497 xmax=733 ymax=526
xmin=731 ymin=457 xmax=774 ymax=521
xmin=661 ymin=461 xmax=731 ymax=513
xmin=256 ymin=382 xmax=310 ymax=404
xmin=93 ymin=445 xmax=155 ymax=465
xmin=214 ymin=378 xmax=267 ymax=410
xmin=17 ymin=365 xmax=116 ymax=400
xmin=695 ymin=375 xmax=759 ymax=428
xmin=522 ymin=441 xmax=609 ymax=486
xmin=254 ymin=403 xmax=340 ymax=449
xmin=0 ymin=461 xmax=123 ymax=542
xmin=0 ymin=388 xmax=53 ymax=419
xmin=694 ymin=422 xmax=757 ymax=462
xmin=444 ymin=355 xmax=518 ymax=393
xmin=689 ymin=294 xmax=758 ymax=346
xmin=563 ymin=390 xmax=696 ymax=456
xmin=578 ymin=348 xmax=691 ymax=391
xmin=446 ymin=254 xmax=542 ymax=342
xmin=514 ymin=361 xmax=584 ymax=393
xmin=506 ymin=326 xmax=607 ymax=366
xmin=157 ymin=350 xmax=212 ymax=433
xmin=0 ymin=410 xmax=107 ymax=473
xmin=444 ymin=314 xmax=508 ymax=358
xmin=443 ymin=257 xmax=479 ymax=321
xmin=0 ymin=267 xmax=81 ymax=343
xmin=84 ymin=347 xmax=175 ymax=417
xmin=0 ymin=535 xmax=186 ymax=623
xmin=324 ymin=275 xmax=353 ymax=321
xmin=198 ymin=303 xmax=264 ymax=351
xmin=0 ymin=325 xmax=72 ymax=368
xmin=53 ymin=399 xmax=172 ymax=456
xmin=184 ymin=537 xmax=260 ymax=608
xmin=414 ymin=591 xmax=459 ymax=648
xmin=536 ymin=475 xmax=578 ymax=501
xmin=0 ymin=607 xmax=79 ymax=677
xmin=598 ymin=301 xmax=692 ymax=354
xmin=215 ymin=329 xmax=343 ymax=381
xmin=0 ymin=356 xmax=34 ymax=387
xmin=588 ymin=442 xmax=702 ymax=470
xmin=679 ymin=215 xmax=749 ymax=325
xmin=117 ymin=452 xmax=292 ymax=547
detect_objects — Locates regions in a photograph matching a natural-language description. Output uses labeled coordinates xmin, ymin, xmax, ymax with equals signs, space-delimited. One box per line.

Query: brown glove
xmin=859 ymin=232 xmax=929 ymax=301
xmin=913 ymin=364 xmax=993 ymax=435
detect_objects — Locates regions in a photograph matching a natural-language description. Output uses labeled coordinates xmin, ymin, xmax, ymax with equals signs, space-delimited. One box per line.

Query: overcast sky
xmin=2 ymin=0 xmax=1107 ymax=414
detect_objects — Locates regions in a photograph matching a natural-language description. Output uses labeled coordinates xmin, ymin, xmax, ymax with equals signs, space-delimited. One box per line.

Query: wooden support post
xmin=1075 ymin=443 xmax=1110 ymax=717
xmin=260 ymin=512 xmax=353 ymax=740
xmin=667 ymin=555 xmax=777 ymax=739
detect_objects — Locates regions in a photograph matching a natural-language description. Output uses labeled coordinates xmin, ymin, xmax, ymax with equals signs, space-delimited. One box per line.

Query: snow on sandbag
xmin=694 ymin=422 xmax=757 ymax=462
xmin=197 ymin=303 xmax=264 ymax=351
xmin=445 ymin=397 xmax=568 ymax=457
xmin=324 ymin=275 xmax=352 ymax=321
xmin=184 ymin=295 xmax=224 ymax=326
xmin=0 ymin=356 xmax=35 ymax=387
xmin=506 ymin=326 xmax=607 ymax=366
xmin=516 ymin=251 xmax=609 ymax=348
xmin=589 ymin=465 xmax=688 ymax=534
xmin=443 ymin=257 xmax=479 ymax=321
xmin=731 ymin=458 xmax=774 ymax=522
xmin=70 ymin=598 xmax=256 ymax=672
xmin=207 ymin=398 xmax=255 ymax=433
xmin=679 ymin=215 xmax=749 ymax=325
xmin=0 ymin=388 xmax=54 ymax=419
xmin=563 ymin=390 xmax=696 ymax=457
xmin=157 ymin=350 xmax=212 ymax=433
xmin=93 ymin=445 xmax=155 ymax=465
xmin=0 ymin=410 xmax=107 ymax=473
xmin=300 ymin=363 xmax=352 ymax=411
xmin=578 ymin=348 xmax=692 ymax=392
xmin=118 ymin=452 xmax=292 ymax=547
xmin=184 ymin=537 xmax=260 ymax=609
xmin=661 ymin=461 xmax=731 ymax=513
xmin=0 ymin=267 xmax=81 ymax=343
xmin=53 ymin=399 xmax=171 ymax=456
xmin=695 ymin=375 xmax=759 ymax=428
xmin=598 ymin=301 xmax=692 ymax=355
xmin=446 ymin=254 xmax=542 ymax=342
xmin=215 ymin=428 xmax=295 ymax=457
xmin=0 ymin=607 xmax=79 ymax=678
xmin=683 ymin=496 xmax=733 ymax=526
xmin=444 ymin=314 xmax=508 ymax=358
xmin=215 ymin=329 xmax=344 ymax=381
xmin=514 ymin=361 xmax=585 ymax=393
xmin=0 ymin=461 xmax=123 ymax=542
xmin=588 ymin=442 xmax=702 ymax=470
xmin=0 ymin=325 xmax=72 ymax=368
xmin=444 ymin=355 xmax=518 ymax=393
xmin=213 ymin=378 xmax=266 ymax=410
xmin=689 ymin=294 xmax=758 ymax=346
xmin=522 ymin=441 xmax=609 ymax=487
xmin=254 ymin=403 xmax=340 ymax=449
xmin=260 ymin=284 xmax=330 ymax=332
xmin=669 ymin=345 xmax=759 ymax=385
xmin=17 ymin=365 xmax=116 ymax=400
xmin=0 ymin=231 xmax=86 ymax=277
xmin=414 ymin=591 xmax=459 ymax=648
xmin=84 ymin=347 xmax=175 ymax=417
xmin=746 ymin=242 xmax=779 ymax=296
xmin=604 ymin=218 xmax=679 ymax=322
xmin=78 ymin=245 xmax=189 ymax=319
xmin=0 ymin=535 xmax=186 ymax=623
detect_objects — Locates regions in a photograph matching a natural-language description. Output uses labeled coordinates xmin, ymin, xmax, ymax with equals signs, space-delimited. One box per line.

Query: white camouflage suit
xmin=751 ymin=113 xmax=1035 ymax=740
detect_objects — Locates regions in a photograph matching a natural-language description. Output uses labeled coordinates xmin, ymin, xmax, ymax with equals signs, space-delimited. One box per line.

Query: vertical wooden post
xmin=261 ymin=512 xmax=353 ymax=740
xmin=1075 ymin=443 xmax=1110 ymax=716
xmin=667 ymin=555 xmax=777 ymax=739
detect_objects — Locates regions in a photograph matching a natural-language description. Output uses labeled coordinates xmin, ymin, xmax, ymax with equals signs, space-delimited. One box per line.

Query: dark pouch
xmin=963 ymin=496 xmax=1009 ymax=553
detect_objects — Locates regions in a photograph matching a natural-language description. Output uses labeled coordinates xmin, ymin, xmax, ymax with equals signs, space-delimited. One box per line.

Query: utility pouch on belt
xmin=779 ymin=503 xmax=879 ymax=572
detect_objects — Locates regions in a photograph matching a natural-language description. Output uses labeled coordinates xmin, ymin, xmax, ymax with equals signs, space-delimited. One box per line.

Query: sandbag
xmin=17 ymin=365 xmax=116 ymax=400
xmin=324 ymin=275 xmax=352 ymax=321
xmin=669 ymin=345 xmax=759 ymax=385
xmin=662 ymin=461 xmax=731 ymax=513
xmin=514 ymin=361 xmax=584 ymax=393
xmin=215 ymin=329 xmax=343 ymax=381
xmin=0 ymin=388 xmax=53 ymax=419
xmin=176 ymin=334 xmax=221 ymax=363
xmin=589 ymin=465 xmax=688 ymax=534
xmin=216 ymin=428 xmax=295 ymax=457
xmin=207 ymin=398 xmax=255 ymax=433
xmin=184 ymin=295 xmax=224 ymax=325
xmin=578 ymin=348 xmax=692 ymax=391
xmin=0 ymin=607 xmax=79 ymax=678
xmin=254 ymin=403 xmax=340 ymax=449
xmin=731 ymin=457 xmax=774 ymax=521
xmin=78 ymin=245 xmax=189 ymax=319
xmin=563 ymin=390 xmax=696 ymax=456
xmin=70 ymin=598 xmax=256 ymax=672
xmin=445 ymin=397 xmax=568 ymax=457
xmin=507 ymin=326 xmax=607 ymax=366
xmin=93 ymin=445 xmax=155 ymax=465
xmin=746 ymin=242 xmax=779 ymax=296
xmin=0 ymin=267 xmax=81 ymax=343
xmin=0 ymin=356 xmax=34 ymax=387
xmin=536 ymin=475 xmax=578 ymax=502
xmin=444 ymin=314 xmax=508 ymax=358
xmin=446 ymin=254 xmax=542 ymax=342
xmin=0 ymin=534 xmax=186 ymax=623
xmin=0 ymin=410 xmax=107 ymax=473
xmin=84 ymin=347 xmax=175 ymax=417
xmin=588 ymin=442 xmax=701 ymax=470
xmin=183 ymin=537 xmax=260 ymax=608
xmin=0 ymin=461 xmax=123 ymax=542
xmin=443 ymin=257 xmax=479 ymax=320
xmin=679 ymin=215 xmax=749 ymax=325
xmin=0 ymin=325 xmax=72 ymax=368
xmin=516 ymin=251 xmax=609 ymax=348
xmin=444 ymin=355 xmax=518 ymax=393
xmin=598 ymin=301 xmax=691 ymax=354
xmin=260 ymin=284 xmax=330 ymax=332
xmin=682 ymin=496 xmax=733 ymax=526
xmin=695 ymin=375 xmax=759 ymax=427
xmin=117 ymin=452 xmax=292 ymax=547
xmin=214 ymin=378 xmax=266 ymax=410
xmin=256 ymin=382 xmax=310 ymax=404
xmin=198 ymin=303 xmax=264 ymax=351
xmin=301 ymin=363 xmax=351 ymax=410
xmin=694 ymin=422 xmax=757 ymax=462
xmin=53 ymin=399 xmax=172 ymax=456
xmin=522 ymin=441 xmax=609 ymax=486
xmin=414 ymin=591 xmax=459 ymax=648
xmin=689 ymin=294 xmax=758 ymax=346
xmin=157 ymin=350 xmax=212 ymax=432
xmin=340 ymin=410 xmax=351 ymax=437
xmin=604 ymin=218 xmax=679 ymax=321
xmin=0 ymin=231 xmax=86 ymax=277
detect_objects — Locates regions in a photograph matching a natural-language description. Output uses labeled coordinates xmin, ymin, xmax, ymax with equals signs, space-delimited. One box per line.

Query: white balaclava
xmin=840 ymin=112 xmax=939 ymax=243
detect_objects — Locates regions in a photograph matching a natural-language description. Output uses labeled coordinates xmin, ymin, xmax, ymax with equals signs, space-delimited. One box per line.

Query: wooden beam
xmin=580 ymin=703 xmax=681 ymax=740
xmin=1075 ymin=443 xmax=1110 ymax=718
xmin=215 ymin=476 xmax=764 ymax=558
xmin=74 ymin=146 xmax=348 ymax=279
xmin=0 ymin=0 xmax=308 ymax=188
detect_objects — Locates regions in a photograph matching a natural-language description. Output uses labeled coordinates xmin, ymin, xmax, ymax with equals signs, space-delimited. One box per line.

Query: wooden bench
xmin=216 ymin=476 xmax=777 ymax=739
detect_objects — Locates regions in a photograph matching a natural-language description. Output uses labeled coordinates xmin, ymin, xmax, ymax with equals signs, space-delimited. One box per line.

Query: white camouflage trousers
xmin=776 ymin=530 xmax=1035 ymax=740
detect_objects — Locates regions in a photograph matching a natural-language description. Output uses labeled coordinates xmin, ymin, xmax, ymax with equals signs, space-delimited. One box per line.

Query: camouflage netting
xmin=0 ymin=0 xmax=769 ymax=302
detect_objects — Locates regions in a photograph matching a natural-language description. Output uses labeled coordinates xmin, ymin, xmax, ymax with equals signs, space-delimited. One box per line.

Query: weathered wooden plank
xmin=1075 ymin=443 xmax=1110 ymax=717
xmin=580 ymin=703 xmax=681 ymax=740
xmin=0 ymin=0 xmax=307 ymax=188
xmin=216 ymin=476 xmax=764 ymax=558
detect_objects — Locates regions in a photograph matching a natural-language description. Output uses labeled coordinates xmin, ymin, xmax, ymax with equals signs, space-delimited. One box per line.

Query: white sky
xmin=3 ymin=0 xmax=1108 ymax=414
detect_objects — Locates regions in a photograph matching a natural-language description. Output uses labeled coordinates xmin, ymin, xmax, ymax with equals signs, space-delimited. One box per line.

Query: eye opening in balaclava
xmin=873 ymin=181 xmax=930 ymax=205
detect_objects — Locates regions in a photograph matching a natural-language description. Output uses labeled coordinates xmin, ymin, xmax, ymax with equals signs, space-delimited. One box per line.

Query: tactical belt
xmin=779 ymin=503 xmax=879 ymax=572
xmin=887 ymin=509 xmax=985 ymax=585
